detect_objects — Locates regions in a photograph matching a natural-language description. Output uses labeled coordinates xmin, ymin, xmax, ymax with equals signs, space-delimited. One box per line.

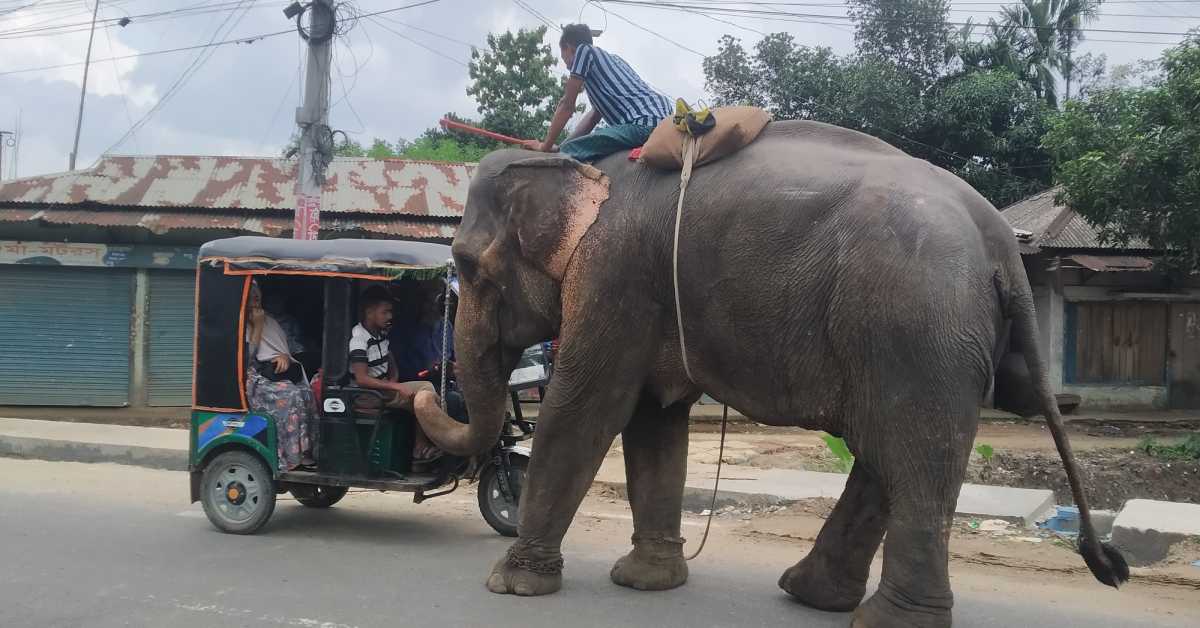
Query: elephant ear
xmin=496 ymin=155 xmax=610 ymax=282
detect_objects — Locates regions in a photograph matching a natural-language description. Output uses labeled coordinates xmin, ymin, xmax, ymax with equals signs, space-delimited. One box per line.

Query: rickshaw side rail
xmin=279 ymin=470 xmax=446 ymax=493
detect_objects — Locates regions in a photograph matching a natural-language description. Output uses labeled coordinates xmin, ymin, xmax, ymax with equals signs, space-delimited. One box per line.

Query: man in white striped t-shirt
xmin=522 ymin=24 xmax=673 ymax=162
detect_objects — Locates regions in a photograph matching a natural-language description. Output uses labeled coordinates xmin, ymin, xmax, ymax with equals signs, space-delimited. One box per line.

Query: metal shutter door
xmin=147 ymin=271 xmax=196 ymax=406
xmin=0 ymin=266 xmax=132 ymax=406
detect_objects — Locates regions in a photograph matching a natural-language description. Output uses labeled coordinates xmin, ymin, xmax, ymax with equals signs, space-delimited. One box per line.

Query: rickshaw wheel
xmin=290 ymin=485 xmax=350 ymax=508
xmin=478 ymin=454 xmax=528 ymax=537
xmin=199 ymin=450 xmax=277 ymax=535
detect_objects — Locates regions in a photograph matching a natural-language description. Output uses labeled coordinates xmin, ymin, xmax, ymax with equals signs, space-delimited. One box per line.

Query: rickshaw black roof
xmin=199 ymin=236 xmax=452 ymax=278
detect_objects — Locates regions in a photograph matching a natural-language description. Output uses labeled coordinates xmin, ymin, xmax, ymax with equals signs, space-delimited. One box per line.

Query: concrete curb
xmin=0 ymin=435 xmax=187 ymax=472
xmin=596 ymin=481 xmax=793 ymax=513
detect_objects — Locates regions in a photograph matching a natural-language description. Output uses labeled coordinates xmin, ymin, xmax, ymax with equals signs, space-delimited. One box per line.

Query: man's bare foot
xmin=413 ymin=433 xmax=443 ymax=462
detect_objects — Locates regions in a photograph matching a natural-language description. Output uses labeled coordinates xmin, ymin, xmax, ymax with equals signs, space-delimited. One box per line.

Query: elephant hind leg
xmin=851 ymin=397 xmax=979 ymax=628
xmin=611 ymin=395 xmax=691 ymax=591
xmin=779 ymin=460 xmax=887 ymax=612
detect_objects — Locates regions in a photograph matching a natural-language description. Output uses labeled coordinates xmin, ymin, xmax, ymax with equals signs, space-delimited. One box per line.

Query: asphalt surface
xmin=0 ymin=458 xmax=1194 ymax=628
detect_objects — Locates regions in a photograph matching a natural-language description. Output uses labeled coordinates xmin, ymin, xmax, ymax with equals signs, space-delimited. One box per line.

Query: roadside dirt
xmin=731 ymin=497 xmax=1200 ymax=590
xmin=966 ymin=448 xmax=1200 ymax=509
xmin=694 ymin=421 xmax=1200 ymax=510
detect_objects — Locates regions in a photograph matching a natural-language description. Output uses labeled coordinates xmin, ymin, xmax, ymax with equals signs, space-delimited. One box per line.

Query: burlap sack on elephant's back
xmin=638 ymin=106 xmax=771 ymax=170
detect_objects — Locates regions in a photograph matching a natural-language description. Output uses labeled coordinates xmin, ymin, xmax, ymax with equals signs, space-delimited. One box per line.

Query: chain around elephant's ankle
xmin=630 ymin=533 xmax=687 ymax=561
xmin=506 ymin=547 xmax=564 ymax=575
xmin=631 ymin=532 xmax=686 ymax=546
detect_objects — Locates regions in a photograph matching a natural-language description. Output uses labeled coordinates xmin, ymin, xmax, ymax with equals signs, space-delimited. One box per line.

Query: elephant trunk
xmin=413 ymin=297 xmax=512 ymax=457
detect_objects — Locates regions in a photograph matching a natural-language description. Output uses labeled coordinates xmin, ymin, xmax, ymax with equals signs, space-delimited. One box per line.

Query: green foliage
xmin=1136 ymin=434 xmax=1200 ymax=461
xmin=921 ymin=69 xmax=1054 ymax=207
xmin=846 ymin=0 xmax=951 ymax=87
xmin=702 ymin=33 xmax=1053 ymax=207
xmin=999 ymin=0 xmax=1103 ymax=107
xmin=704 ymin=34 xmax=922 ymax=134
xmin=1043 ymin=38 xmax=1200 ymax=273
xmin=975 ymin=443 xmax=995 ymax=463
xmin=397 ymin=136 xmax=493 ymax=163
xmin=821 ymin=434 xmax=855 ymax=474
xmin=467 ymin=26 xmax=566 ymax=141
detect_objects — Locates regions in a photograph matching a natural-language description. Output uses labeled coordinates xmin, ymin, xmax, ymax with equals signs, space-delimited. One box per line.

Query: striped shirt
xmin=349 ymin=323 xmax=390 ymax=378
xmin=570 ymin=43 xmax=672 ymax=127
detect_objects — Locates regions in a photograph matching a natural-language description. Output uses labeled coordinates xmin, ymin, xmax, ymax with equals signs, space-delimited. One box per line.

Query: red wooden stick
xmin=439 ymin=118 xmax=529 ymax=146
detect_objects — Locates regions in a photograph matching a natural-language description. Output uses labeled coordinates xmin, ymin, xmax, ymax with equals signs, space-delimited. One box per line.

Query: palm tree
xmin=1001 ymin=0 xmax=1102 ymax=107
xmin=951 ymin=18 xmax=1028 ymax=76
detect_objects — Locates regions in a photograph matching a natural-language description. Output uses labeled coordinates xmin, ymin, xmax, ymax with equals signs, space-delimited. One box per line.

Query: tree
xmin=1000 ymin=0 xmax=1102 ymax=107
xmin=951 ymin=18 xmax=1027 ymax=77
xmin=704 ymin=34 xmax=922 ymax=132
xmin=846 ymin=0 xmax=951 ymax=87
xmin=280 ymin=133 xmax=372 ymax=159
xmin=921 ymin=69 xmax=1053 ymax=206
xmin=1066 ymin=52 xmax=1108 ymax=101
xmin=467 ymin=26 xmax=565 ymax=141
xmin=702 ymin=32 xmax=1051 ymax=206
xmin=1043 ymin=39 xmax=1200 ymax=272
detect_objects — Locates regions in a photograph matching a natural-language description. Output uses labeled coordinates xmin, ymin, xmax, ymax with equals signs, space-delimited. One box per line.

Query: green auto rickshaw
xmin=188 ymin=237 xmax=538 ymax=536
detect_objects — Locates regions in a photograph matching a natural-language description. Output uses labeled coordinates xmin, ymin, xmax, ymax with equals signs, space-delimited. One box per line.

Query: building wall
xmin=0 ymin=239 xmax=198 ymax=408
xmin=1024 ymin=255 xmax=1200 ymax=409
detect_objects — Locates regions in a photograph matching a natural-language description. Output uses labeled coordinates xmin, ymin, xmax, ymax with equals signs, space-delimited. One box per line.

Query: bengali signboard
xmin=294 ymin=193 xmax=321 ymax=241
xmin=0 ymin=241 xmax=197 ymax=270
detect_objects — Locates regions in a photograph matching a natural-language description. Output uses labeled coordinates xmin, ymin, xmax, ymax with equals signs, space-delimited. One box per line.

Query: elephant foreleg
xmin=487 ymin=305 xmax=660 ymax=596
xmin=610 ymin=396 xmax=691 ymax=591
xmin=779 ymin=460 xmax=887 ymax=612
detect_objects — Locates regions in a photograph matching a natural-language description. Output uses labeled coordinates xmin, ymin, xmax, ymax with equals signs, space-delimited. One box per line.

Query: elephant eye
xmin=455 ymin=254 xmax=479 ymax=279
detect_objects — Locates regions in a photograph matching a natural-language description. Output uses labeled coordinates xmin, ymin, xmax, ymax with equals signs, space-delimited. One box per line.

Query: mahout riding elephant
xmin=413 ymin=120 xmax=1128 ymax=627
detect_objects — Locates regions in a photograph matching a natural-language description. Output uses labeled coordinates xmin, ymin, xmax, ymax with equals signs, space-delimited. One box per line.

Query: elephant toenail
xmin=487 ymin=574 xmax=508 ymax=593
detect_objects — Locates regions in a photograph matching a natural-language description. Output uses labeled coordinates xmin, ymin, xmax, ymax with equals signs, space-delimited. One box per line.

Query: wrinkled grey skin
xmin=414 ymin=121 xmax=1127 ymax=627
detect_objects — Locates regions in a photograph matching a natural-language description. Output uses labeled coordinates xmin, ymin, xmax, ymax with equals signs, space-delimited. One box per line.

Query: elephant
xmin=413 ymin=120 xmax=1128 ymax=627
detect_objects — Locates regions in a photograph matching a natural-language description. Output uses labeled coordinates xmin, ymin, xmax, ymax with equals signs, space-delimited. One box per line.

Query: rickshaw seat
xmin=321 ymin=380 xmax=414 ymax=477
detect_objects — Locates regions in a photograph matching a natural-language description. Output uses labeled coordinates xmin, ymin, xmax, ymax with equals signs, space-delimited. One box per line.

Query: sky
xmin=0 ymin=0 xmax=1195 ymax=179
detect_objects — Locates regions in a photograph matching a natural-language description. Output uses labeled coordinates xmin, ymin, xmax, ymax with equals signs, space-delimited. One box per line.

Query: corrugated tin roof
xmin=0 ymin=155 xmax=474 ymax=217
xmin=0 ymin=155 xmax=472 ymax=241
xmin=0 ymin=207 xmax=456 ymax=240
xmin=1064 ymin=254 xmax=1155 ymax=272
xmin=998 ymin=186 xmax=1154 ymax=252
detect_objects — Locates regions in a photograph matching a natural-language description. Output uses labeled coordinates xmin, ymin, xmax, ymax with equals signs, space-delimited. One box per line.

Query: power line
xmin=373 ymin=13 xmax=476 ymax=48
xmin=595 ymin=3 xmax=708 ymax=56
xmin=596 ymin=0 xmax=1200 ymax=37
xmin=0 ymin=0 xmax=446 ymax=77
xmin=100 ymin=3 xmax=141 ymax=153
xmin=365 ymin=14 xmax=468 ymax=67
xmin=102 ymin=0 xmax=256 ymax=154
xmin=258 ymin=60 xmax=299 ymax=153
xmin=512 ymin=0 xmax=560 ymax=31
xmin=0 ymin=29 xmax=287 ymax=77
xmin=1 ymin=0 xmax=448 ymax=38
xmin=0 ymin=1 xmax=256 ymax=39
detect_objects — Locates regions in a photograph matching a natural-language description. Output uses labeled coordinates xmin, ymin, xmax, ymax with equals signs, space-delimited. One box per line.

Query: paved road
xmin=0 ymin=458 xmax=1193 ymax=628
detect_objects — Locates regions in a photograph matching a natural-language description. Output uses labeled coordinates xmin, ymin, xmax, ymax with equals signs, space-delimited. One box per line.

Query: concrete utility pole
xmin=69 ymin=0 xmax=102 ymax=171
xmin=0 ymin=131 xmax=14 ymax=182
xmin=287 ymin=0 xmax=337 ymax=240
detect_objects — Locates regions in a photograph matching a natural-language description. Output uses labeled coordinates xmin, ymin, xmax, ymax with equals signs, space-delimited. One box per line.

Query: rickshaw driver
xmin=348 ymin=287 xmax=443 ymax=463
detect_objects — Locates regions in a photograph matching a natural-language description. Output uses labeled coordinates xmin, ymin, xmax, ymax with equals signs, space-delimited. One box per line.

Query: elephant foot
xmin=778 ymin=553 xmax=866 ymax=612
xmin=850 ymin=583 xmax=951 ymax=628
xmin=485 ymin=547 xmax=563 ymax=596
xmin=610 ymin=535 xmax=688 ymax=591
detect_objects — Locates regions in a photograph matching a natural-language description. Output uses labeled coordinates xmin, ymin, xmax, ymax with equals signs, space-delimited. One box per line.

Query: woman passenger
xmin=246 ymin=281 xmax=318 ymax=471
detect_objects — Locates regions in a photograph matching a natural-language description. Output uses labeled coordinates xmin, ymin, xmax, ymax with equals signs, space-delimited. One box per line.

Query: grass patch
xmin=1136 ymin=434 xmax=1200 ymax=461
xmin=821 ymin=434 xmax=855 ymax=473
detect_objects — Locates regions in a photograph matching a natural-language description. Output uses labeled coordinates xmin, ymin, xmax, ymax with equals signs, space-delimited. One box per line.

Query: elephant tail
xmin=1006 ymin=262 xmax=1130 ymax=589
